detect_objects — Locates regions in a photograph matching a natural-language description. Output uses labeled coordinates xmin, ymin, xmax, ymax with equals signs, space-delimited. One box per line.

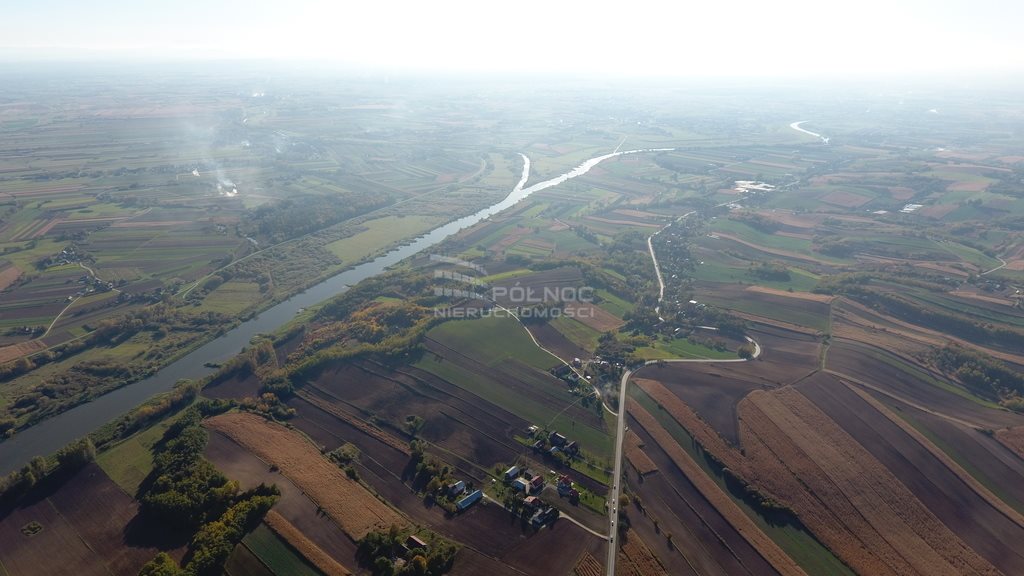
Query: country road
xmin=606 ymin=211 xmax=762 ymax=576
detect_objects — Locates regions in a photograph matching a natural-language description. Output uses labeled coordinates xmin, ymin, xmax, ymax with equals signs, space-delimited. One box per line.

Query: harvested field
xmin=0 ymin=263 xmax=21 ymax=291
xmin=996 ymin=427 xmax=1024 ymax=460
xmin=574 ymin=552 xmax=604 ymax=576
xmin=744 ymin=286 xmax=833 ymax=303
xmin=563 ymin=302 xmax=624 ymax=332
xmin=204 ymin=430 xmax=362 ymax=567
xmin=697 ymin=282 xmax=831 ymax=332
xmin=620 ymin=529 xmax=669 ymax=576
xmin=625 ymin=430 xmax=658 ymax=476
xmin=803 ymin=376 xmax=1024 ymax=523
xmin=738 ymin=386 xmax=1003 ymax=576
xmin=264 ymin=511 xmax=352 ymax=576
xmin=0 ymin=340 xmax=45 ymax=363
xmin=205 ymin=412 xmax=406 ymax=540
xmin=626 ymin=401 xmax=801 ymax=576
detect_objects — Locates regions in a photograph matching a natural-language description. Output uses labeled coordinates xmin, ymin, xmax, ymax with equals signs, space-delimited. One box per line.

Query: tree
xmin=138 ymin=552 xmax=185 ymax=576
xmin=56 ymin=437 xmax=95 ymax=471
xmin=373 ymin=556 xmax=395 ymax=576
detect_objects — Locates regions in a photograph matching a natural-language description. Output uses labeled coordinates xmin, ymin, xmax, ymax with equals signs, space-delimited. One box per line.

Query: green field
xmin=240 ymin=524 xmax=323 ymax=576
xmin=325 ymin=215 xmax=443 ymax=263
xmin=549 ymin=316 xmax=603 ymax=352
xmin=426 ymin=315 xmax=559 ymax=370
xmin=96 ymin=409 xmax=188 ymax=494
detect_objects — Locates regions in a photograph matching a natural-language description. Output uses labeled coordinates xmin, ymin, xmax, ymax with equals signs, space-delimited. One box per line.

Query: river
xmin=0 ymin=146 xmax=673 ymax=475
xmin=789 ymin=121 xmax=829 ymax=144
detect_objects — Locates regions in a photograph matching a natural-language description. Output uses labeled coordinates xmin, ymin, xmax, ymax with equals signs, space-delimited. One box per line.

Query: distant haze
xmin=2 ymin=0 xmax=1022 ymax=77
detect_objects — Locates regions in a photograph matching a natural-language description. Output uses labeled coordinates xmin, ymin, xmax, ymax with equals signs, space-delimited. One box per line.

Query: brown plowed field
xmin=205 ymin=412 xmax=405 ymax=540
xmin=798 ymin=374 xmax=1024 ymax=574
xmin=564 ymin=302 xmax=624 ymax=332
xmin=204 ymin=430 xmax=362 ymax=567
xmin=264 ymin=511 xmax=352 ymax=576
xmin=826 ymin=338 xmax=1024 ymax=428
xmin=531 ymin=321 xmax=591 ymax=360
xmin=739 ymin=386 xmax=1000 ymax=576
xmin=625 ymin=403 xmax=788 ymax=576
xmin=0 ymin=463 xmax=186 ymax=576
xmin=632 ymin=324 xmax=819 ymax=443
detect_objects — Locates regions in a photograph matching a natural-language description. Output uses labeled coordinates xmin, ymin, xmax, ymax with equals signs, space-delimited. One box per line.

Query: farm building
xmin=531 ymin=506 xmax=559 ymax=528
xmin=512 ymin=478 xmax=530 ymax=493
xmin=406 ymin=535 xmax=428 ymax=551
xmin=530 ymin=475 xmax=544 ymax=492
xmin=503 ymin=465 xmax=520 ymax=481
xmin=457 ymin=489 xmax=482 ymax=511
xmin=448 ymin=480 xmax=466 ymax=497
xmin=549 ymin=431 xmax=567 ymax=446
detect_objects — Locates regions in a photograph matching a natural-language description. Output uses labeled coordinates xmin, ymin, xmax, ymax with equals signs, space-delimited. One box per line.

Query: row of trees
xmin=138 ymin=408 xmax=279 ymax=575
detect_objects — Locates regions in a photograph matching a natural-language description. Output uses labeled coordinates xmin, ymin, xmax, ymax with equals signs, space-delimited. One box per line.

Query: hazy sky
xmin=2 ymin=0 xmax=1022 ymax=77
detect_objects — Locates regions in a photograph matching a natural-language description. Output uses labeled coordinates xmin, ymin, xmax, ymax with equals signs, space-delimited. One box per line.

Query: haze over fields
xmin=1 ymin=2 xmax=1024 ymax=576
xmin=3 ymin=0 xmax=1024 ymax=77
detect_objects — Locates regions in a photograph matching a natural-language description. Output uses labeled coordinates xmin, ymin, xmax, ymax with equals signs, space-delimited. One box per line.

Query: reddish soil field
xmin=0 ymin=263 xmax=21 ymax=291
xmin=573 ymin=552 xmax=604 ymax=576
xmin=796 ymin=374 xmax=1024 ymax=575
xmin=564 ymin=302 xmax=624 ymax=332
xmin=0 ymin=463 xmax=186 ymax=576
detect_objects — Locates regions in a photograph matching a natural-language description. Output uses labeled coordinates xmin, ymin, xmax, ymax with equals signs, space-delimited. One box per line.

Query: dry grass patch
xmin=573 ymin=552 xmax=603 ymax=576
xmin=205 ymin=412 xmax=406 ymax=540
xmin=620 ymin=529 xmax=668 ymax=576
xmin=624 ymin=430 xmax=658 ymax=476
xmin=996 ymin=427 xmax=1024 ymax=460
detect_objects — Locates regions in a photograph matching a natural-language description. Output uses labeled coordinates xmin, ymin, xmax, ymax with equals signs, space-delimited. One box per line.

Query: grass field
xmin=549 ymin=316 xmax=603 ymax=352
xmin=325 ymin=215 xmax=443 ymax=263
xmin=96 ymin=408 xmax=191 ymax=494
xmin=633 ymin=337 xmax=737 ymax=361
xmin=242 ymin=524 xmax=323 ymax=576
xmin=201 ymin=281 xmax=264 ymax=315
xmin=425 ymin=315 xmax=559 ymax=370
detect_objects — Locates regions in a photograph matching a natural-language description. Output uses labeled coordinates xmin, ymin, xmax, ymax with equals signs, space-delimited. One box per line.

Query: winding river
xmin=0 ymin=147 xmax=673 ymax=475
xmin=789 ymin=121 xmax=829 ymax=144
